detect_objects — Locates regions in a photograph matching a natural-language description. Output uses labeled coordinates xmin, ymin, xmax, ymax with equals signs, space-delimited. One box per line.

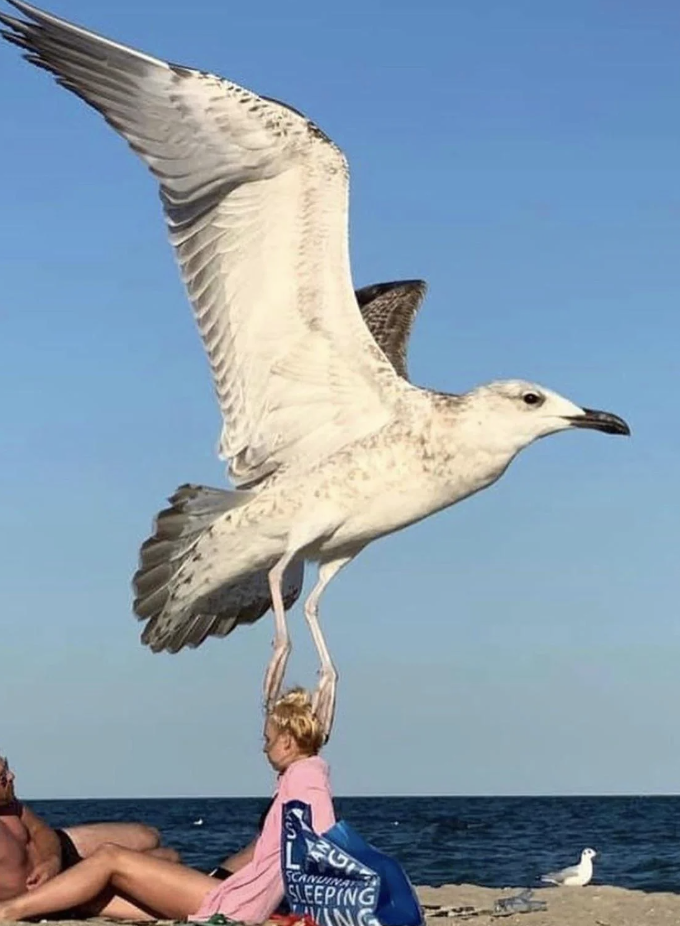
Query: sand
xmin=417 ymin=882 xmax=680 ymax=925
xmin=2 ymin=884 xmax=680 ymax=926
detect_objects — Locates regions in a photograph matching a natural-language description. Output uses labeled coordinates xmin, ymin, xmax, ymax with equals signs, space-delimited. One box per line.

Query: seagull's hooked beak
xmin=567 ymin=407 xmax=631 ymax=436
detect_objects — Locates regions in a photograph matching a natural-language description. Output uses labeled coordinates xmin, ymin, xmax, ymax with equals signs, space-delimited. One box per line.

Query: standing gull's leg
xmin=304 ymin=557 xmax=352 ymax=742
xmin=264 ymin=551 xmax=299 ymax=709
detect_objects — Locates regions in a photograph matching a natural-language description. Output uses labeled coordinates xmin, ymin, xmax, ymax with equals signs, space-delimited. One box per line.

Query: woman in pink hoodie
xmin=0 ymin=689 xmax=335 ymax=924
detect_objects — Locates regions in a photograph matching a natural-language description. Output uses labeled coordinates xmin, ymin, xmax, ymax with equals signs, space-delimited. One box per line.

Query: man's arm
xmin=19 ymin=806 xmax=61 ymax=888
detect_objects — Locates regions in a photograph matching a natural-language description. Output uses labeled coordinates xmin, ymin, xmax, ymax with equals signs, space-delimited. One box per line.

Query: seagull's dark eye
xmin=523 ymin=392 xmax=543 ymax=407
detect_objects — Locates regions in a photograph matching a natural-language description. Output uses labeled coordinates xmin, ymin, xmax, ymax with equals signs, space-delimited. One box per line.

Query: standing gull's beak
xmin=567 ymin=408 xmax=631 ymax=436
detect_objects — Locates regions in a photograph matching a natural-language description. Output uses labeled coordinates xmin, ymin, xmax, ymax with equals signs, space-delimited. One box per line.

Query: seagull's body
xmin=0 ymin=2 xmax=630 ymax=738
xmin=163 ymin=388 xmax=517 ymax=605
xmin=541 ymin=848 xmax=597 ymax=887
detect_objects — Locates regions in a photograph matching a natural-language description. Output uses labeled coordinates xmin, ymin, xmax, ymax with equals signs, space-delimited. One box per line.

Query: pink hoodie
xmin=191 ymin=756 xmax=335 ymax=924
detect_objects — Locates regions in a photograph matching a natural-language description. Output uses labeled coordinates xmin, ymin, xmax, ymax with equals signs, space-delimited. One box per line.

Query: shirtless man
xmin=0 ymin=755 xmax=177 ymax=902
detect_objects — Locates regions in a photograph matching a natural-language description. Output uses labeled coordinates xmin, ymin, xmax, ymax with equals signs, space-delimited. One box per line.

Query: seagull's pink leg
xmin=303 ymin=557 xmax=351 ymax=742
xmin=264 ymin=552 xmax=298 ymax=709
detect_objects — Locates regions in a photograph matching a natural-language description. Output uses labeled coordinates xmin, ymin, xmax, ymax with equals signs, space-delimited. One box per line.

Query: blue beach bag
xmin=281 ymin=801 xmax=423 ymax=926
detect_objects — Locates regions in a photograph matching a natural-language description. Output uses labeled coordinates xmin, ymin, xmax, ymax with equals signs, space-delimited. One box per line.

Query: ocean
xmin=31 ymin=796 xmax=680 ymax=894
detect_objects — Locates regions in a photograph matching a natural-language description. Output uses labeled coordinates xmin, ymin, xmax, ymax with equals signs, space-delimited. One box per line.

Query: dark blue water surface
xmin=31 ymin=796 xmax=680 ymax=894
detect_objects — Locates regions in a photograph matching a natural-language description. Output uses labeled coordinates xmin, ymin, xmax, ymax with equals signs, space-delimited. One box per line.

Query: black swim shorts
xmin=36 ymin=831 xmax=85 ymax=919
xmin=55 ymin=828 xmax=83 ymax=870
xmin=207 ymin=865 xmax=233 ymax=880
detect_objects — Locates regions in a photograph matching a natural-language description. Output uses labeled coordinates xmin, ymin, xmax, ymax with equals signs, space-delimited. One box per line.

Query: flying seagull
xmin=0 ymin=2 xmax=630 ymax=739
xmin=541 ymin=848 xmax=597 ymax=887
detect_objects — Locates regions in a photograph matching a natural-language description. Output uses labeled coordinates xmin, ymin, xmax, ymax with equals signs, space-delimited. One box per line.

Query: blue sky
xmin=0 ymin=0 xmax=678 ymax=799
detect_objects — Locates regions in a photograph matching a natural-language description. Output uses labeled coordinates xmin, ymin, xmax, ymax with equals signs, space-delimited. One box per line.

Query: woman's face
xmin=263 ymin=720 xmax=299 ymax=772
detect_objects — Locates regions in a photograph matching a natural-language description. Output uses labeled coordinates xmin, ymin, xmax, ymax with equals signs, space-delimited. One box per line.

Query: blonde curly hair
xmin=268 ymin=687 xmax=325 ymax=755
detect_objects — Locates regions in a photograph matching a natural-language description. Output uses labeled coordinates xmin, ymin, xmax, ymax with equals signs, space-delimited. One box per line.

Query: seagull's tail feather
xmin=133 ymin=484 xmax=304 ymax=653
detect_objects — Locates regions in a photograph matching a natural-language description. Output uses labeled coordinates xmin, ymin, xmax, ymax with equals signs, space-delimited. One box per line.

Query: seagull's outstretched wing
xmin=356 ymin=279 xmax=427 ymax=379
xmin=0 ymin=1 xmax=404 ymax=486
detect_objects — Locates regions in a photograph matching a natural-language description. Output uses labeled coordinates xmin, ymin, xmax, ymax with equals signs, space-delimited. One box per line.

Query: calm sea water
xmin=31 ymin=796 xmax=680 ymax=894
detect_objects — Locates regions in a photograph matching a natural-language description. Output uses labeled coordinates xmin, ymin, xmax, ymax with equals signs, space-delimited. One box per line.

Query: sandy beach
xmin=2 ymin=884 xmax=680 ymax=926
xmin=417 ymin=882 xmax=680 ymax=925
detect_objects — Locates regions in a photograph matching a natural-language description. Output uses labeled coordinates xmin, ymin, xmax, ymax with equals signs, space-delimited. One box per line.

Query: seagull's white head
xmin=581 ymin=848 xmax=597 ymax=861
xmin=462 ymin=380 xmax=630 ymax=455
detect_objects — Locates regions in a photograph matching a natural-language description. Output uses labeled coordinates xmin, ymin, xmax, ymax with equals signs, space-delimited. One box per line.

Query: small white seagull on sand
xmin=541 ymin=848 xmax=597 ymax=887
xmin=0 ymin=2 xmax=630 ymax=742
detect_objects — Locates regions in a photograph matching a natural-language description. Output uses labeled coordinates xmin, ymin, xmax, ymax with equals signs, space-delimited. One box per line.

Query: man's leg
xmin=80 ymin=891 xmax=158 ymax=921
xmin=0 ymin=843 xmax=216 ymax=922
xmin=62 ymin=822 xmax=161 ymax=857
xmin=146 ymin=846 xmax=181 ymax=862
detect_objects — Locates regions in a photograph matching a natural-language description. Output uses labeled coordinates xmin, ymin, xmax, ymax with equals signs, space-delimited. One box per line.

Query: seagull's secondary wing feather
xmin=541 ymin=864 xmax=578 ymax=883
xmin=356 ymin=279 xmax=427 ymax=379
xmin=1 ymin=1 xmax=403 ymax=485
